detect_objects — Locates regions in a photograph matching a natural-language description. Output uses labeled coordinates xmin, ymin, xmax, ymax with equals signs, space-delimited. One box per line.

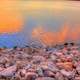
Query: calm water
xmin=0 ymin=1 xmax=80 ymax=47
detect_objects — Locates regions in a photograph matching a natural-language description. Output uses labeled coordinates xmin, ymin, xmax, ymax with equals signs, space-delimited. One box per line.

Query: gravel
xmin=0 ymin=43 xmax=80 ymax=80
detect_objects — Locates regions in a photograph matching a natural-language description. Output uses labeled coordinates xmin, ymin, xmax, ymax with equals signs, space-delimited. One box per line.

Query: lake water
xmin=0 ymin=1 xmax=80 ymax=47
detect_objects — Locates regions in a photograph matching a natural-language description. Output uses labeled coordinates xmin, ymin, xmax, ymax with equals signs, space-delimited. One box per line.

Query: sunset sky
xmin=0 ymin=0 xmax=80 ymax=47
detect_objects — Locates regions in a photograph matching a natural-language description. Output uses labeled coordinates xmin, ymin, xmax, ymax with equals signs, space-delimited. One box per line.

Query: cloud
xmin=0 ymin=0 xmax=23 ymax=34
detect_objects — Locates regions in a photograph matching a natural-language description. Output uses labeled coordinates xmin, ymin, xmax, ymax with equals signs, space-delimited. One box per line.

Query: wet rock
xmin=35 ymin=77 xmax=55 ymax=80
xmin=32 ymin=56 xmax=45 ymax=64
xmin=0 ymin=43 xmax=80 ymax=80
xmin=57 ymin=62 xmax=73 ymax=70
xmin=36 ymin=67 xmax=44 ymax=77
xmin=76 ymin=65 xmax=80 ymax=74
xmin=44 ymin=70 xmax=55 ymax=77
xmin=55 ymin=72 xmax=65 ymax=80
xmin=1 ymin=48 xmax=13 ymax=53
xmin=47 ymin=62 xmax=59 ymax=72
xmin=41 ymin=61 xmax=58 ymax=73
xmin=55 ymin=52 xmax=63 ymax=56
xmin=0 ymin=67 xmax=4 ymax=71
xmin=25 ymin=72 xmax=38 ymax=80
xmin=27 ymin=68 xmax=36 ymax=72
xmin=50 ymin=54 xmax=57 ymax=61
xmin=19 ymin=69 xmax=26 ymax=77
xmin=60 ymin=69 xmax=75 ymax=78
xmin=24 ymin=64 xmax=32 ymax=70
xmin=75 ymin=76 xmax=80 ymax=80
xmin=0 ymin=57 xmax=7 ymax=64
xmin=0 ymin=65 xmax=16 ymax=77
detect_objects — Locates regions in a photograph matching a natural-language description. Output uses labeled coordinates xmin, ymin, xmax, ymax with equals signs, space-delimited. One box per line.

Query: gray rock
xmin=36 ymin=67 xmax=44 ymax=77
xmin=50 ymin=54 xmax=57 ymax=61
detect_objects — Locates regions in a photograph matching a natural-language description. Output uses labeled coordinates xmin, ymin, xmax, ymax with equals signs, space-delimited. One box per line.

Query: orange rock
xmin=57 ymin=62 xmax=73 ymax=70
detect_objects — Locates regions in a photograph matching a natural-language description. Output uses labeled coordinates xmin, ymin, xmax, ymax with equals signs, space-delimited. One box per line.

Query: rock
xmin=27 ymin=68 xmax=36 ymax=72
xmin=1 ymin=48 xmax=13 ymax=53
xmin=25 ymin=72 xmax=38 ymax=80
xmin=35 ymin=77 xmax=55 ymax=80
xmin=57 ymin=62 xmax=73 ymax=70
xmin=0 ymin=67 xmax=4 ymax=72
xmin=50 ymin=54 xmax=57 ymax=61
xmin=60 ymin=69 xmax=74 ymax=78
xmin=44 ymin=70 xmax=55 ymax=77
xmin=36 ymin=67 xmax=44 ymax=77
xmin=0 ymin=65 xmax=16 ymax=77
xmin=20 ymin=69 xmax=26 ymax=77
xmin=75 ymin=77 xmax=80 ymax=80
xmin=24 ymin=64 xmax=32 ymax=70
xmin=55 ymin=52 xmax=63 ymax=56
xmin=41 ymin=61 xmax=58 ymax=72
xmin=76 ymin=65 xmax=80 ymax=74
xmin=47 ymin=62 xmax=59 ymax=72
xmin=0 ymin=57 xmax=7 ymax=64
xmin=55 ymin=72 xmax=65 ymax=80
xmin=32 ymin=56 xmax=45 ymax=64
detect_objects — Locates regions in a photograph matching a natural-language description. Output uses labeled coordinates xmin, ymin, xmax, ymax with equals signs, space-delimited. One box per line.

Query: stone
xmin=25 ymin=72 xmax=38 ymax=80
xmin=55 ymin=72 xmax=65 ymax=80
xmin=0 ymin=65 xmax=16 ymax=77
xmin=44 ymin=70 xmax=55 ymax=77
xmin=76 ymin=65 xmax=80 ymax=74
xmin=50 ymin=54 xmax=57 ymax=61
xmin=35 ymin=77 xmax=55 ymax=80
xmin=75 ymin=77 xmax=80 ymax=80
xmin=56 ymin=62 xmax=73 ymax=70
xmin=36 ymin=67 xmax=44 ymax=77
xmin=60 ymin=69 xmax=74 ymax=78
xmin=32 ymin=56 xmax=45 ymax=64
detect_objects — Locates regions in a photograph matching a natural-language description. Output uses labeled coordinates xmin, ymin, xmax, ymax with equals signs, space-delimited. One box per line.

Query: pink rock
xmin=35 ymin=77 xmax=55 ymax=80
xmin=60 ymin=69 xmax=74 ymax=77
xmin=55 ymin=72 xmax=64 ymax=80
xmin=25 ymin=72 xmax=38 ymax=80
xmin=0 ymin=67 xmax=4 ymax=71
xmin=55 ymin=52 xmax=63 ymax=56
xmin=20 ymin=69 xmax=26 ymax=77
xmin=76 ymin=65 xmax=80 ymax=74
xmin=75 ymin=77 xmax=80 ymax=80
xmin=44 ymin=70 xmax=55 ymax=77
xmin=0 ymin=65 xmax=16 ymax=77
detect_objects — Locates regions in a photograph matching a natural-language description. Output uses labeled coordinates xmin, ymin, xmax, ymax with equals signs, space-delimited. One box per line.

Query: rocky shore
xmin=0 ymin=43 xmax=80 ymax=80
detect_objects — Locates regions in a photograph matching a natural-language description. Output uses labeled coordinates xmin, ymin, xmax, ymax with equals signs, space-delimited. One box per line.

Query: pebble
xmin=0 ymin=43 xmax=80 ymax=80
xmin=50 ymin=54 xmax=57 ymax=61
xmin=44 ymin=70 xmax=55 ymax=77
xmin=57 ymin=62 xmax=73 ymax=70
xmin=25 ymin=72 xmax=38 ymax=80
xmin=60 ymin=69 xmax=74 ymax=77
xmin=35 ymin=77 xmax=55 ymax=80
xmin=36 ymin=67 xmax=44 ymax=77
xmin=55 ymin=72 xmax=65 ymax=80
xmin=76 ymin=65 xmax=80 ymax=74
xmin=75 ymin=76 xmax=80 ymax=80
xmin=32 ymin=56 xmax=45 ymax=64
xmin=0 ymin=65 xmax=16 ymax=77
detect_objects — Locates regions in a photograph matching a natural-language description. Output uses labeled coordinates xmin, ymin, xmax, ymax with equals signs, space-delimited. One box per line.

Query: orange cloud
xmin=32 ymin=24 xmax=80 ymax=46
xmin=0 ymin=0 xmax=23 ymax=34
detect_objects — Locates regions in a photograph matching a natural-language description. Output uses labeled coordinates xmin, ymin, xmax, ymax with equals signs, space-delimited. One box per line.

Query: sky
xmin=0 ymin=1 xmax=80 ymax=47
